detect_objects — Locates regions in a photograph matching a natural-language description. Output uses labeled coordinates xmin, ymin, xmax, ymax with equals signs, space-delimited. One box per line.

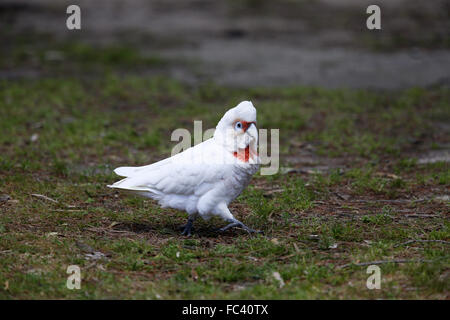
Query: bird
xmin=108 ymin=101 xmax=261 ymax=236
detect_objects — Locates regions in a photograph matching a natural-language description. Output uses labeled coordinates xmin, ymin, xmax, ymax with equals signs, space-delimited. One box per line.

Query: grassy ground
xmin=0 ymin=35 xmax=449 ymax=299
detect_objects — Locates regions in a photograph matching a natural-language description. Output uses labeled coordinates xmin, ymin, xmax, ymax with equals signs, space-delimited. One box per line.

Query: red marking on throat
xmin=233 ymin=146 xmax=251 ymax=162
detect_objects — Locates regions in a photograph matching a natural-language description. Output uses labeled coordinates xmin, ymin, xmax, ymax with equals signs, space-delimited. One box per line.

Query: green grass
xmin=0 ymin=33 xmax=449 ymax=299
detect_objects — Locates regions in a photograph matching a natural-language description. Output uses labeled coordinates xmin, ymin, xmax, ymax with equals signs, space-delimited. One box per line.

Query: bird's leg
xmin=219 ymin=218 xmax=262 ymax=234
xmin=181 ymin=217 xmax=195 ymax=236
xmin=218 ymin=221 xmax=240 ymax=232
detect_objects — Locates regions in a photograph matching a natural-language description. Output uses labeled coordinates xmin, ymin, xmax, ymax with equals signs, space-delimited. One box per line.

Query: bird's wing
xmin=108 ymin=139 xmax=231 ymax=195
xmin=113 ymin=155 xmax=172 ymax=178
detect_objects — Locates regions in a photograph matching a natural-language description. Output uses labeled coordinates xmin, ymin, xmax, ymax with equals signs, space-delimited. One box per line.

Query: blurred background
xmin=1 ymin=0 xmax=449 ymax=300
xmin=1 ymin=0 xmax=449 ymax=88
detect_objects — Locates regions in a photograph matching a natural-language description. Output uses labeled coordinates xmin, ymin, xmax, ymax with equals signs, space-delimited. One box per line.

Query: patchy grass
xmin=0 ymin=34 xmax=449 ymax=299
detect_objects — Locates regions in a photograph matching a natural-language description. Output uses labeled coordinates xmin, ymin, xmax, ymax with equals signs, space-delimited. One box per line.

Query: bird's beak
xmin=246 ymin=123 xmax=258 ymax=142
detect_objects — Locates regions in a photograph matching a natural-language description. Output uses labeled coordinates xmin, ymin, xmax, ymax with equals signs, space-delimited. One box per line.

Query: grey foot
xmin=181 ymin=218 xmax=194 ymax=236
xmin=219 ymin=219 xmax=262 ymax=234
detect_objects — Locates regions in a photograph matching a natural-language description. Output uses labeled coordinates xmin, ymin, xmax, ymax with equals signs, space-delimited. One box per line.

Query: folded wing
xmin=108 ymin=139 xmax=229 ymax=196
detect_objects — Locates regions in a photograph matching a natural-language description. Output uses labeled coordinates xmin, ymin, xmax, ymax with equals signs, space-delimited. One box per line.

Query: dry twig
xmin=338 ymin=258 xmax=432 ymax=269
xmin=394 ymin=239 xmax=450 ymax=247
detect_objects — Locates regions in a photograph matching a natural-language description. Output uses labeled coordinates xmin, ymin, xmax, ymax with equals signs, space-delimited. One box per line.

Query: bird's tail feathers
xmin=107 ymin=177 xmax=161 ymax=195
xmin=114 ymin=166 xmax=139 ymax=177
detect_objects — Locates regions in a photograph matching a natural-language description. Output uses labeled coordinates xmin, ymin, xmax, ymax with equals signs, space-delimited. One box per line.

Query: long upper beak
xmin=246 ymin=123 xmax=258 ymax=141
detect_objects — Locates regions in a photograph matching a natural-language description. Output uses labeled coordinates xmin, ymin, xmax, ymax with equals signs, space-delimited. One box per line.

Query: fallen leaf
xmin=335 ymin=193 xmax=350 ymax=201
xmin=108 ymin=221 xmax=120 ymax=228
xmin=4 ymin=281 xmax=9 ymax=290
xmin=271 ymin=238 xmax=279 ymax=245
xmin=26 ymin=268 xmax=44 ymax=276
xmin=272 ymin=271 xmax=285 ymax=288
xmin=375 ymin=172 xmax=400 ymax=179
xmin=202 ymin=239 xmax=214 ymax=248
xmin=328 ymin=243 xmax=338 ymax=249
xmin=435 ymin=195 xmax=449 ymax=202
xmin=191 ymin=269 xmax=199 ymax=281
xmin=290 ymin=141 xmax=306 ymax=148
xmin=97 ymin=264 xmax=106 ymax=271
xmin=46 ymin=232 xmax=58 ymax=237
xmin=263 ymin=188 xmax=284 ymax=198
xmin=85 ymin=251 xmax=107 ymax=261
xmin=30 ymin=133 xmax=39 ymax=143
xmin=76 ymin=241 xmax=94 ymax=253
xmin=232 ymin=284 xmax=246 ymax=291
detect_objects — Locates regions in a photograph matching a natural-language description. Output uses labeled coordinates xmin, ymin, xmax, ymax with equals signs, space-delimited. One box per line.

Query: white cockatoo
xmin=108 ymin=101 xmax=261 ymax=236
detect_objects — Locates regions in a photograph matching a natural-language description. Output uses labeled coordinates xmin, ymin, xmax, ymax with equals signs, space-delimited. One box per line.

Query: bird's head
xmin=214 ymin=101 xmax=258 ymax=163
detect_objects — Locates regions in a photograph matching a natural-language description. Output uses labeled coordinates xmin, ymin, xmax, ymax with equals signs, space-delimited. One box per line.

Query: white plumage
xmin=108 ymin=101 xmax=261 ymax=235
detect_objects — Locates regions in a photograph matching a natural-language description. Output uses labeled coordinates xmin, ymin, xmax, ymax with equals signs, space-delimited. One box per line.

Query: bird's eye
xmin=235 ymin=122 xmax=243 ymax=130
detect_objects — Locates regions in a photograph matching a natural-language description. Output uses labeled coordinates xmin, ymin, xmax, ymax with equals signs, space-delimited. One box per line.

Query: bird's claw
xmin=219 ymin=220 xmax=262 ymax=235
xmin=181 ymin=228 xmax=192 ymax=237
xmin=181 ymin=218 xmax=194 ymax=236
